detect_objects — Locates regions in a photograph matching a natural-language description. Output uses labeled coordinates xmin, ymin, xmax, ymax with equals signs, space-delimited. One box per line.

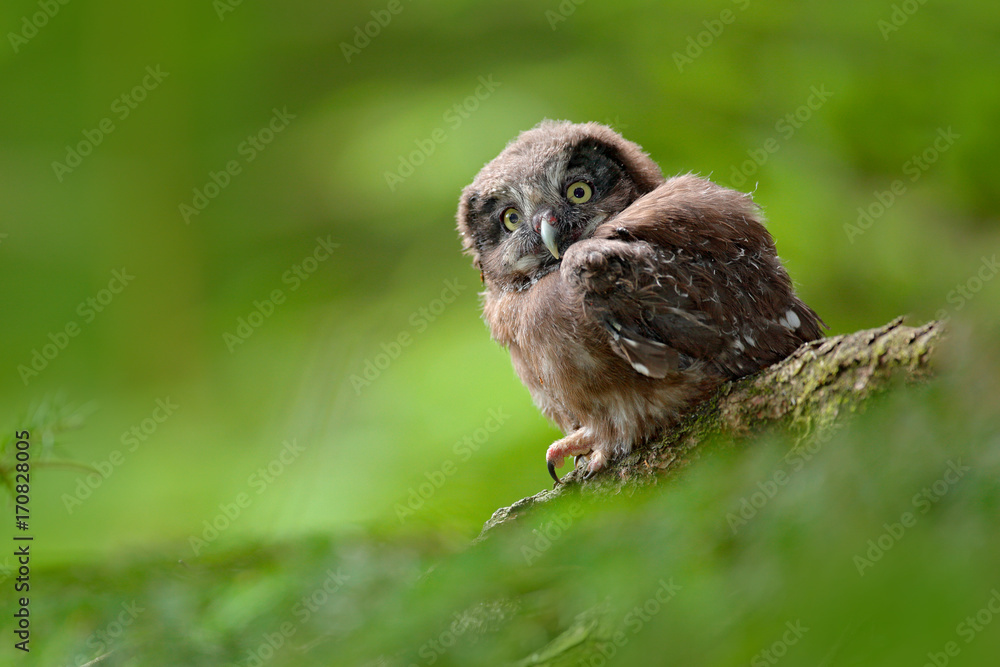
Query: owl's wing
xmin=562 ymin=175 xmax=823 ymax=380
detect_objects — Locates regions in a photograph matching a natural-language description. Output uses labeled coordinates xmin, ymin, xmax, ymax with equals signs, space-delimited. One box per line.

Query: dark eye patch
xmin=565 ymin=141 xmax=625 ymax=198
xmin=466 ymin=195 xmax=510 ymax=250
xmin=478 ymin=196 xmax=501 ymax=219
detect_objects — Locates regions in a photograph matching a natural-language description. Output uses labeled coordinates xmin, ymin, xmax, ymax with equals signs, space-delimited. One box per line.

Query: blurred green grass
xmin=1 ymin=0 xmax=999 ymax=663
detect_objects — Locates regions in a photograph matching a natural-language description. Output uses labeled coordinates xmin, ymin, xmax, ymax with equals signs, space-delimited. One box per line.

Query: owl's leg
xmin=545 ymin=428 xmax=597 ymax=483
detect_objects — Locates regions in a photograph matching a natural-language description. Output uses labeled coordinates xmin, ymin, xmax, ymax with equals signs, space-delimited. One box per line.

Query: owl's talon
xmin=546 ymin=432 xmax=595 ymax=485
xmin=584 ymin=450 xmax=608 ymax=479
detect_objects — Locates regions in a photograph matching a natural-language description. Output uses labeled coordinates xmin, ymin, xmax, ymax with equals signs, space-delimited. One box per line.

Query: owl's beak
xmin=540 ymin=219 xmax=560 ymax=260
xmin=533 ymin=208 xmax=561 ymax=260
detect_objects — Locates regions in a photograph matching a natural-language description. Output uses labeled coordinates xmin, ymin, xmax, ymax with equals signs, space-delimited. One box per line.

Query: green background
xmin=1 ymin=0 xmax=998 ymax=664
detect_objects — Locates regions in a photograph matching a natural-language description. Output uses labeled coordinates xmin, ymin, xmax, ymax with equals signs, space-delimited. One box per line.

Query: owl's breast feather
xmin=483 ymin=270 xmax=716 ymax=443
xmin=483 ymin=272 xmax=631 ymax=423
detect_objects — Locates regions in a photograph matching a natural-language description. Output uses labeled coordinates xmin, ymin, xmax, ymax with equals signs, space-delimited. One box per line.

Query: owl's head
xmin=457 ymin=120 xmax=664 ymax=289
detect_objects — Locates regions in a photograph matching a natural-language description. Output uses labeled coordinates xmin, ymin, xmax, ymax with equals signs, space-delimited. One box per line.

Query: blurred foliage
xmin=1 ymin=0 xmax=998 ymax=664
xmin=5 ymin=323 xmax=1000 ymax=665
xmin=0 ymin=396 xmax=95 ymax=494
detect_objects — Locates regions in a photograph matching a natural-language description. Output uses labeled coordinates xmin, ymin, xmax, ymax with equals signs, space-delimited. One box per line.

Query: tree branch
xmin=477 ymin=317 xmax=944 ymax=540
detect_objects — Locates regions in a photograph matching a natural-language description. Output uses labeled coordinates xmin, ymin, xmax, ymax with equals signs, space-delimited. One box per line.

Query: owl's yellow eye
xmin=566 ymin=181 xmax=593 ymax=204
xmin=502 ymin=207 xmax=522 ymax=231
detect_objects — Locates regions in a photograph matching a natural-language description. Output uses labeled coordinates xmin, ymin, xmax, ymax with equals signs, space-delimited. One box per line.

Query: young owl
xmin=457 ymin=120 xmax=823 ymax=483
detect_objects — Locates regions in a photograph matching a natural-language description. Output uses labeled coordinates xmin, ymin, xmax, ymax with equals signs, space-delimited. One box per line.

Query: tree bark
xmin=477 ymin=318 xmax=944 ymax=541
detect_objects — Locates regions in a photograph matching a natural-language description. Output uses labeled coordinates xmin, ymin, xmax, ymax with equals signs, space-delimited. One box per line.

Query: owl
xmin=457 ymin=121 xmax=823 ymax=483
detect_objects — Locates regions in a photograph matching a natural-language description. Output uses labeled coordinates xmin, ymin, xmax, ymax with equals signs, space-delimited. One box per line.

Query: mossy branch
xmin=478 ymin=317 xmax=944 ymax=540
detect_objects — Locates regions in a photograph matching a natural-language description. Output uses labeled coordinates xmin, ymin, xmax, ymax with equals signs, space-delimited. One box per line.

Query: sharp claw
xmin=548 ymin=461 xmax=561 ymax=484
